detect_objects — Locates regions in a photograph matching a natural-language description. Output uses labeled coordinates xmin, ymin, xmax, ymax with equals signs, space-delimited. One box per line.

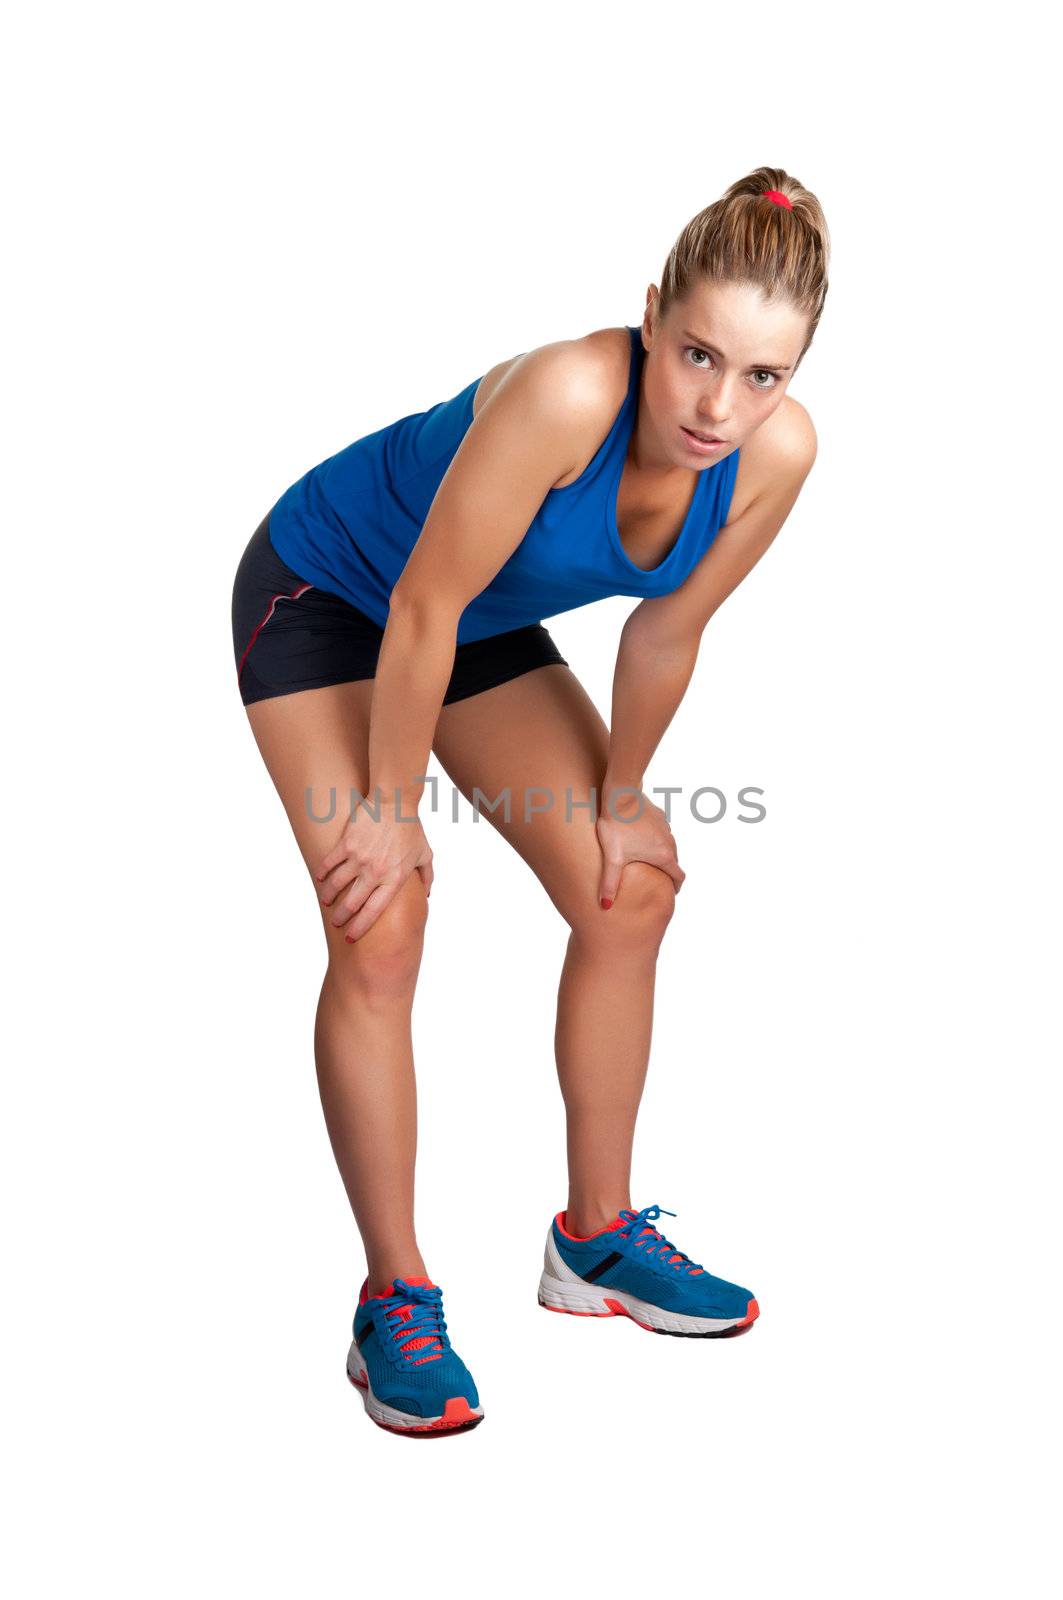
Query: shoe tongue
xmin=359 ymin=1274 xmax=437 ymax=1305
xmin=381 ymin=1277 xmax=444 ymax=1359
xmin=615 ymin=1209 xmax=661 ymax=1240
xmin=383 ymin=1275 xmax=436 ymax=1297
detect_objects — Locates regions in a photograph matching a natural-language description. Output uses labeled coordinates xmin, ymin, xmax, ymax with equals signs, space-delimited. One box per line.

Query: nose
xmin=698 ymin=376 xmax=736 ymax=428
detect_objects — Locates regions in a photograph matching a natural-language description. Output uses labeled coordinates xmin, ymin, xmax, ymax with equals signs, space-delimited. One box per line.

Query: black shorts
xmin=231 ymin=513 xmax=568 ymax=707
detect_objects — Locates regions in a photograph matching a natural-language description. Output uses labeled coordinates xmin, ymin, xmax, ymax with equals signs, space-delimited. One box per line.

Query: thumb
xmin=598 ymin=860 xmax=622 ymax=911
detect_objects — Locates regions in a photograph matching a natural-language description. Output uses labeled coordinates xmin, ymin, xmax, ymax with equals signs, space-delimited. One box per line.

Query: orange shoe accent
xmin=372 ymin=1396 xmax=482 ymax=1436
xmin=357 ymin=1276 xmax=446 ymax=1364
xmin=598 ymin=1294 xmax=761 ymax=1334
xmin=440 ymin=1396 xmax=479 ymax=1425
xmin=349 ymin=1369 xmax=482 ymax=1433
xmin=360 ymin=1274 xmax=436 ymax=1304
xmin=554 ymin=1209 xmax=626 ymax=1242
xmin=538 ymin=1297 xmax=616 ymax=1317
xmin=602 ymin=1296 xmax=656 ymax=1330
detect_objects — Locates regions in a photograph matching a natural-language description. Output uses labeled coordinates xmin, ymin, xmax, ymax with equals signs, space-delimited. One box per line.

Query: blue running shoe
xmin=538 ymin=1205 xmax=759 ymax=1337
xmin=347 ymin=1275 xmax=483 ymax=1434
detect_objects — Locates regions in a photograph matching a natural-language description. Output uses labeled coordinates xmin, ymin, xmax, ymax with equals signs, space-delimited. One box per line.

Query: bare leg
xmin=433 ymin=666 xmax=675 ymax=1240
xmin=312 ymin=878 xmax=429 ymax=1289
xmin=244 ymin=681 xmax=430 ymax=1296
xmin=554 ymin=868 xmax=672 ymax=1234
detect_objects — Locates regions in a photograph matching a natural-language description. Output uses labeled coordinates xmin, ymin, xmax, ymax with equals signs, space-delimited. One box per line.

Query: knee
xmin=326 ymin=875 xmax=428 ymax=998
xmin=571 ymin=861 xmax=677 ymax=951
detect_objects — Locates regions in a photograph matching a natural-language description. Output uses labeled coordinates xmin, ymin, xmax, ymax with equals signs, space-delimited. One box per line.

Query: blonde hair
xmin=657 ymin=166 xmax=831 ymax=366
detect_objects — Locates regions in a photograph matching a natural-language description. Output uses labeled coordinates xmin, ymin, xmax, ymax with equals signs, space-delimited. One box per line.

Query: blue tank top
xmin=267 ymin=326 xmax=741 ymax=645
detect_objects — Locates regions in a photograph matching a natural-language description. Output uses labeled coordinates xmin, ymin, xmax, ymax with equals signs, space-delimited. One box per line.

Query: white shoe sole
xmin=537 ymin=1271 xmax=758 ymax=1335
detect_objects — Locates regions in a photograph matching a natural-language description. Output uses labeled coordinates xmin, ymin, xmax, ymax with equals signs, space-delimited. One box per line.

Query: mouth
xmin=681 ymin=425 xmax=726 ymax=447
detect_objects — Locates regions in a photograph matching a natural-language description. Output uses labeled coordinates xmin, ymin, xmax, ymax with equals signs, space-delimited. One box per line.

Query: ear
xmin=643 ymin=286 xmax=660 ymax=346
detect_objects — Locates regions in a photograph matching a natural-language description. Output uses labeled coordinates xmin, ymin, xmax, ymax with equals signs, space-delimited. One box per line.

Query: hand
xmin=596 ymin=788 xmax=685 ymax=909
xmin=314 ymin=793 xmax=434 ymax=943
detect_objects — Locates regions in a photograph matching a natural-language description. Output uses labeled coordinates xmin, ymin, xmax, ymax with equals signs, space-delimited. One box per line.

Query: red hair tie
xmin=762 ymin=189 xmax=793 ymax=210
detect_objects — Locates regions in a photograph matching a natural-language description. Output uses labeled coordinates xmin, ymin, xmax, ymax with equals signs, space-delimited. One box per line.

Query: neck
xmin=628 ymin=367 xmax=695 ymax=485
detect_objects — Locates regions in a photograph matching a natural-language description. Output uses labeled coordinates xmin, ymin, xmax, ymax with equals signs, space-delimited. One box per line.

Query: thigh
xmin=432 ymin=663 xmax=673 ymax=928
xmin=244 ymin=680 xmax=428 ymax=958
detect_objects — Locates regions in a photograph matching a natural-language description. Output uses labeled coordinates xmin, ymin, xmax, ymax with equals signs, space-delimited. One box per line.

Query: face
xmin=640 ymin=280 xmax=809 ymax=467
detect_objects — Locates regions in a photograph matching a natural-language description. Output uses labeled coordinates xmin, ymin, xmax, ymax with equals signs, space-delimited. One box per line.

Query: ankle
xmin=366 ymin=1256 xmax=430 ymax=1299
xmin=564 ymin=1200 xmax=630 ymax=1239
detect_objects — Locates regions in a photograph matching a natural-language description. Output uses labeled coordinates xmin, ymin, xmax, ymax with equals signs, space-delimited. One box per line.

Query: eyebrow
xmin=681 ymin=329 xmax=792 ymax=371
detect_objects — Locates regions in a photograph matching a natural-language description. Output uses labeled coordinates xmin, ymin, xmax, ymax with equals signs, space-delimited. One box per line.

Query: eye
xmin=684 ymin=346 xmax=713 ymax=368
xmin=751 ymin=370 xmax=779 ymax=390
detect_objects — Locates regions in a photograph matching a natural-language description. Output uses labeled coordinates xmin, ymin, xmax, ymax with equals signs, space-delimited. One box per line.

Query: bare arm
xmin=315 ymin=341 xmax=608 ymax=938
xmin=595 ymin=404 xmax=817 ymax=905
xmin=368 ymin=342 xmax=608 ymax=811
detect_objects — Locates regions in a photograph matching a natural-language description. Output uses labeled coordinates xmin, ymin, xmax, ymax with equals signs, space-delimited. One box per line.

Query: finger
xmin=642 ymin=849 xmax=685 ymax=893
xmin=344 ymin=881 xmax=399 ymax=943
xmin=314 ymin=841 xmax=347 ymax=883
xmin=416 ymin=860 xmax=434 ymax=898
xmin=598 ymin=859 xmax=623 ymax=910
xmin=628 ymin=851 xmax=684 ymax=895
xmin=329 ymin=875 xmax=379 ymax=930
xmin=317 ymin=858 xmax=360 ymax=908
xmin=660 ymin=860 xmax=685 ymax=893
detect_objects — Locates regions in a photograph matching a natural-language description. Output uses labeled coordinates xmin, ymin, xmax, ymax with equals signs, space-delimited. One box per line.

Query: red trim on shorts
xmin=237 ymin=582 xmax=315 ymax=684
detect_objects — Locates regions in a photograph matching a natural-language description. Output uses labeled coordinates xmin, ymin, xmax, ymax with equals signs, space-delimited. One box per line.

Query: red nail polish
xmin=600 ymin=897 xmax=613 ymax=910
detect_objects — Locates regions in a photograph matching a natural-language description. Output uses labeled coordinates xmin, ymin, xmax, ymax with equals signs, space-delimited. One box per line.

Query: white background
xmin=4 ymin=1 xmax=1059 ymax=1593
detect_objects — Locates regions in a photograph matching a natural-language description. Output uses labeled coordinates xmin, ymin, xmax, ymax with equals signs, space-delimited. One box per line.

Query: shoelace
xmin=377 ymin=1279 xmax=449 ymax=1364
xmin=616 ymin=1204 xmax=705 ymax=1276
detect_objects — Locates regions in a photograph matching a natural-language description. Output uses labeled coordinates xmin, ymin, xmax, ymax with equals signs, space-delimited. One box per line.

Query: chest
xmin=614 ymin=464 xmax=701 ymax=572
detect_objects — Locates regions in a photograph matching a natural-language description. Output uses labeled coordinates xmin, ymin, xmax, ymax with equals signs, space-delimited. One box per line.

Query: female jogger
xmin=231 ymin=166 xmax=830 ymax=1435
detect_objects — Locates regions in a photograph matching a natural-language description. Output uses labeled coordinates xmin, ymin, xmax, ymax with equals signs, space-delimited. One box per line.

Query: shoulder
xmin=729 ymin=395 xmax=818 ymax=519
xmin=745 ymin=394 xmax=817 ymax=473
xmin=472 ymin=326 xmax=631 ymax=487
xmin=474 ymin=326 xmax=628 ymax=427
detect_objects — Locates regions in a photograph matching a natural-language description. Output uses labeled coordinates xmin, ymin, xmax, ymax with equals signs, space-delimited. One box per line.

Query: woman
xmin=231 ymin=166 xmax=829 ymax=1436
